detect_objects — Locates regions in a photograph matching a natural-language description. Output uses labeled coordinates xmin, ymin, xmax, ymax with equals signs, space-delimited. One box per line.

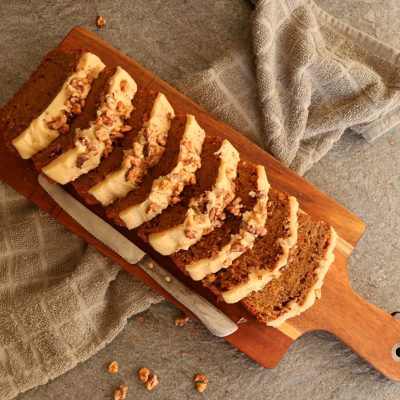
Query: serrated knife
xmin=38 ymin=175 xmax=238 ymax=337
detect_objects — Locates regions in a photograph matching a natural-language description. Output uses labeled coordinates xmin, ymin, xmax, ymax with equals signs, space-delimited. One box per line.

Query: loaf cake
xmin=242 ymin=213 xmax=337 ymax=326
xmin=72 ymin=90 xmax=174 ymax=205
xmin=108 ymin=114 xmax=205 ymax=229
xmin=140 ymin=138 xmax=240 ymax=255
xmin=0 ymin=46 xmax=338 ymax=329
xmin=172 ymin=161 xmax=270 ymax=281
xmin=202 ymin=189 xmax=299 ymax=303
xmin=41 ymin=67 xmax=137 ymax=184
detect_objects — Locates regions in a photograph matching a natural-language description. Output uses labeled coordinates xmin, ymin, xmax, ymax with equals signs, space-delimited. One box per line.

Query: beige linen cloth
xmin=178 ymin=0 xmax=400 ymax=174
xmin=2 ymin=0 xmax=400 ymax=398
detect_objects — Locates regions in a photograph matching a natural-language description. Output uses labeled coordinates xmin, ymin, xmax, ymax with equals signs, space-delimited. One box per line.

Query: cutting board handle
xmin=313 ymin=279 xmax=400 ymax=380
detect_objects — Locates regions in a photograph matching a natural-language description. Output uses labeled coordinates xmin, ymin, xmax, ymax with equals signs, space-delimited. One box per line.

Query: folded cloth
xmin=177 ymin=0 xmax=400 ymax=175
xmin=0 ymin=182 xmax=162 ymax=400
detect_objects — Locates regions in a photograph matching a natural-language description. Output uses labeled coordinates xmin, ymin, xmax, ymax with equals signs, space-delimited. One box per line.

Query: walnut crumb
xmin=175 ymin=315 xmax=189 ymax=327
xmin=195 ymin=373 xmax=208 ymax=392
xmin=107 ymin=361 xmax=119 ymax=374
xmin=138 ymin=367 xmax=150 ymax=383
xmin=194 ymin=374 xmax=209 ymax=384
xmin=96 ymin=15 xmax=106 ymax=28
xmin=113 ymin=384 xmax=128 ymax=400
xmin=196 ymin=382 xmax=207 ymax=393
xmin=146 ymin=374 xmax=159 ymax=391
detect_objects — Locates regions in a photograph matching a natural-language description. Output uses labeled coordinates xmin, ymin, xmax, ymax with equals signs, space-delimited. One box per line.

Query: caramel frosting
xmin=186 ymin=165 xmax=270 ymax=281
xmin=119 ymin=114 xmax=205 ymax=229
xmin=12 ymin=52 xmax=106 ymax=159
xmin=42 ymin=67 xmax=137 ymax=184
xmin=88 ymin=93 xmax=175 ymax=206
xmin=148 ymin=139 xmax=240 ymax=256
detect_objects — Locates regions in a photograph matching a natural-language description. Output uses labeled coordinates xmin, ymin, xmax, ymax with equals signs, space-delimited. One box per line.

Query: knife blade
xmin=38 ymin=175 xmax=238 ymax=337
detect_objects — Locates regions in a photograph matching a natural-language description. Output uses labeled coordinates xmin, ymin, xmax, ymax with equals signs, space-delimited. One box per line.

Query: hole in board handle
xmin=392 ymin=344 xmax=400 ymax=362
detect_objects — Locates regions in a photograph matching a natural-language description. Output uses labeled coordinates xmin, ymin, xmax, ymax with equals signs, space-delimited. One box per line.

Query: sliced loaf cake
xmin=139 ymin=138 xmax=240 ymax=255
xmin=108 ymin=115 xmax=205 ymax=229
xmin=41 ymin=67 xmax=137 ymax=184
xmin=172 ymin=161 xmax=270 ymax=280
xmin=72 ymin=90 xmax=174 ymax=205
xmin=242 ymin=213 xmax=337 ymax=327
xmin=203 ymin=188 xmax=298 ymax=303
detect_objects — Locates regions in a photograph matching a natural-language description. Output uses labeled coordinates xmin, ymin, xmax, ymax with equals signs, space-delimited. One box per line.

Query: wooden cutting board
xmin=2 ymin=26 xmax=400 ymax=380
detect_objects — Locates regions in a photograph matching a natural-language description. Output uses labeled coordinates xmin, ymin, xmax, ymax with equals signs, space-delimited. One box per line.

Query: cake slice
xmin=108 ymin=115 xmax=205 ymax=228
xmin=242 ymin=213 xmax=337 ymax=327
xmin=83 ymin=91 xmax=175 ymax=205
xmin=1 ymin=49 xmax=87 ymax=152
xmin=41 ymin=67 xmax=137 ymax=184
xmin=141 ymin=138 xmax=240 ymax=256
xmin=11 ymin=52 xmax=105 ymax=159
xmin=33 ymin=68 xmax=115 ymax=171
xmin=203 ymin=188 xmax=298 ymax=303
xmin=172 ymin=161 xmax=270 ymax=281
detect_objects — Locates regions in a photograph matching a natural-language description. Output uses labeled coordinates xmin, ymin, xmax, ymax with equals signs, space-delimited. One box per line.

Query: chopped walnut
xmin=71 ymin=102 xmax=82 ymax=114
xmin=146 ymin=374 xmax=159 ymax=391
xmin=76 ymin=153 xmax=90 ymax=168
xmin=156 ymin=133 xmax=168 ymax=146
xmin=47 ymin=114 xmax=67 ymax=130
xmin=146 ymin=203 xmax=159 ymax=213
xmin=113 ymin=384 xmax=128 ymax=400
xmin=194 ymin=374 xmax=209 ymax=383
xmin=138 ymin=367 xmax=150 ymax=383
xmin=195 ymin=374 xmax=209 ymax=392
xmin=107 ymin=361 xmax=119 ymax=374
xmin=227 ymin=197 xmax=243 ymax=216
xmin=197 ymin=382 xmax=207 ymax=393
xmin=96 ymin=15 xmax=106 ymax=28
xmin=184 ymin=230 xmax=196 ymax=239
xmin=249 ymin=191 xmax=257 ymax=198
xmin=120 ymin=79 xmax=128 ymax=92
xmin=175 ymin=315 xmax=189 ymax=327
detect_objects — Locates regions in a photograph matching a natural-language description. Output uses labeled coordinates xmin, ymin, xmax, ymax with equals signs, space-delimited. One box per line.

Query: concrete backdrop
xmin=0 ymin=1 xmax=399 ymax=399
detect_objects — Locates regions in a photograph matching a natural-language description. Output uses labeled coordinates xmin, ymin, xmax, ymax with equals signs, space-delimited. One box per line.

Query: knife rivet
xmin=147 ymin=262 xmax=154 ymax=269
xmin=164 ymin=276 xmax=172 ymax=283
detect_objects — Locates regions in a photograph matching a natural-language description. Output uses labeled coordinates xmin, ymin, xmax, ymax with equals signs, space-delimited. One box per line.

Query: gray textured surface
xmin=0 ymin=0 xmax=399 ymax=399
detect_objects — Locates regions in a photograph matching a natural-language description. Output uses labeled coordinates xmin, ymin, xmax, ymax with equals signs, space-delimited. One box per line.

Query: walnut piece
xmin=175 ymin=315 xmax=189 ymax=327
xmin=196 ymin=382 xmax=207 ymax=393
xmin=138 ymin=367 xmax=150 ymax=382
xmin=146 ymin=374 xmax=159 ymax=391
xmin=107 ymin=361 xmax=119 ymax=374
xmin=194 ymin=374 xmax=209 ymax=384
xmin=96 ymin=15 xmax=106 ymax=28
xmin=194 ymin=373 xmax=209 ymax=392
xmin=113 ymin=384 xmax=128 ymax=400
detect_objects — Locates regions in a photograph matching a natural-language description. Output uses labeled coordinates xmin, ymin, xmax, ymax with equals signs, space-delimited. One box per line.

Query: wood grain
xmin=1 ymin=26 xmax=400 ymax=380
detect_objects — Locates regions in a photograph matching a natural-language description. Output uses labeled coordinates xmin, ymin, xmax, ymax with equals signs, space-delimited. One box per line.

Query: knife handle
xmin=139 ymin=255 xmax=238 ymax=337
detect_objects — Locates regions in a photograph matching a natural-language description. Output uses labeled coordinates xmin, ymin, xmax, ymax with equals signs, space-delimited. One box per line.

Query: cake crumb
xmin=175 ymin=315 xmax=189 ymax=327
xmin=138 ymin=315 xmax=147 ymax=324
xmin=138 ymin=367 xmax=150 ymax=383
xmin=164 ymin=275 xmax=172 ymax=283
xmin=389 ymin=140 xmax=396 ymax=146
xmin=96 ymin=15 xmax=106 ymax=28
xmin=113 ymin=384 xmax=128 ymax=400
xmin=195 ymin=374 xmax=209 ymax=392
xmin=107 ymin=361 xmax=119 ymax=374
xmin=146 ymin=373 xmax=159 ymax=391
xmin=237 ymin=317 xmax=248 ymax=324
